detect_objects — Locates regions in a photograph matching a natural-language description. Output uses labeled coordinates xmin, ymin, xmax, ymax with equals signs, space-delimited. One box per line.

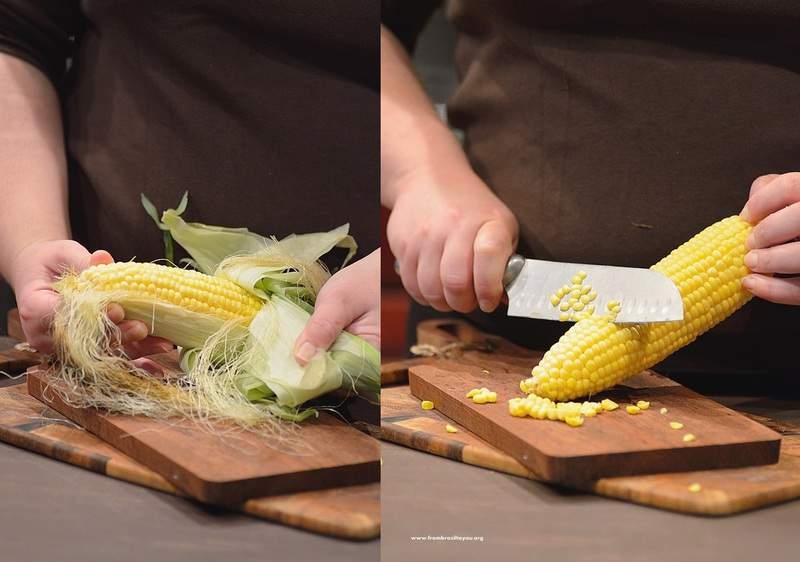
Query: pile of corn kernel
xmin=508 ymin=394 xmax=619 ymax=427
xmin=549 ymin=271 xmax=598 ymax=322
xmin=465 ymin=387 xmax=498 ymax=404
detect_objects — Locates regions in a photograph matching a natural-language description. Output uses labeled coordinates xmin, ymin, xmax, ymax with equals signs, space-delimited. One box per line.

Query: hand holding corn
xmin=6 ymin=239 xmax=170 ymax=356
xmin=740 ymin=172 xmax=800 ymax=304
xmin=294 ymin=249 xmax=380 ymax=365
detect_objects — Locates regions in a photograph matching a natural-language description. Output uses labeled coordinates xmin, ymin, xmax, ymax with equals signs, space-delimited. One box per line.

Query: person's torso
xmin=443 ymin=0 xmax=800 ymax=371
xmin=65 ymin=0 xmax=379 ymax=263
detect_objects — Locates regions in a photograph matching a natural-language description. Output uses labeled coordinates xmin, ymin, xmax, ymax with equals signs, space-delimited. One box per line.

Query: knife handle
xmin=503 ymin=253 xmax=525 ymax=289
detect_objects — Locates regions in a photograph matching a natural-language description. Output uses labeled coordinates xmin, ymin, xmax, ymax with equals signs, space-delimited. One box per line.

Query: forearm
xmin=0 ymin=54 xmax=70 ymax=287
xmin=380 ymin=25 xmax=479 ymax=208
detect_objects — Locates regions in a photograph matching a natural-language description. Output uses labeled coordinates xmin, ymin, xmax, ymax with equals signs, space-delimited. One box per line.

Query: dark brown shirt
xmin=1 ymin=0 xmax=379 ymax=265
xmin=385 ymin=1 xmax=800 ymax=373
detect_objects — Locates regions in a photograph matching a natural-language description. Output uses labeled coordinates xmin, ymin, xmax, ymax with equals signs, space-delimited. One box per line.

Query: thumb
xmin=294 ymin=296 xmax=353 ymax=366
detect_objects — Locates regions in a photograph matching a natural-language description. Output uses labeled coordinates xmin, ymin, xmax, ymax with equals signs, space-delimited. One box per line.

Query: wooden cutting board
xmin=26 ymin=366 xmax=379 ymax=505
xmin=0 ymin=382 xmax=379 ymax=539
xmin=379 ymin=381 xmax=800 ymax=516
xmin=377 ymin=319 xmax=797 ymax=514
xmin=410 ymin=363 xmax=780 ymax=485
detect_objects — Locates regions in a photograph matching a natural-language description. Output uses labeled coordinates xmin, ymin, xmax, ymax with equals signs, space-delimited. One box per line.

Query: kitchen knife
xmin=503 ymin=254 xmax=683 ymax=323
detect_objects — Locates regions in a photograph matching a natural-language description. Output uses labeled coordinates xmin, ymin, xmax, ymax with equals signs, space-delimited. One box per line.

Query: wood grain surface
xmin=26 ymin=367 xmax=379 ymax=505
xmin=0 ymin=382 xmax=380 ymax=539
xmin=381 ymin=382 xmax=800 ymax=515
xmin=409 ymin=363 xmax=780 ymax=484
xmin=377 ymin=319 xmax=797 ymax=515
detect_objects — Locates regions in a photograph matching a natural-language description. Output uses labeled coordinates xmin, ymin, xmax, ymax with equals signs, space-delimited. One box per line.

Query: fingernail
xmin=740 ymin=206 xmax=752 ymax=223
xmin=296 ymin=341 xmax=317 ymax=365
xmin=123 ymin=323 xmax=146 ymax=341
xmin=744 ymin=251 xmax=758 ymax=270
xmin=741 ymin=276 xmax=755 ymax=291
xmin=746 ymin=232 xmax=756 ymax=249
xmin=478 ymin=299 xmax=492 ymax=312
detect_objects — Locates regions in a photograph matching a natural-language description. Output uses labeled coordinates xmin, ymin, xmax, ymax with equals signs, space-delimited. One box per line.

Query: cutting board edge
xmin=26 ymin=368 xmax=381 ymax=505
xmin=409 ymin=365 xmax=782 ymax=485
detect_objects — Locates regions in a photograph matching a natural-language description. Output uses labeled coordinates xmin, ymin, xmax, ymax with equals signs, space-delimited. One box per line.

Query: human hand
xmin=740 ymin=173 xmax=800 ymax=304
xmin=8 ymin=239 xmax=173 ymax=356
xmin=386 ymin=169 xmax=518 ymax=313
xmin=293 ymin=249 xmax=380 ymax=365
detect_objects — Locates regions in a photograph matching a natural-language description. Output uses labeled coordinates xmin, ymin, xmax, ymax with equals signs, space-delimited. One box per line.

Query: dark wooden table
xmin=381 ymin=395 xmax=800 ymax=562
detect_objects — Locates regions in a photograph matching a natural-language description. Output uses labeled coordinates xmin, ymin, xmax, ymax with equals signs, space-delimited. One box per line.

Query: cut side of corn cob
xmin=523 ymin=215 xmax=752 ymax=401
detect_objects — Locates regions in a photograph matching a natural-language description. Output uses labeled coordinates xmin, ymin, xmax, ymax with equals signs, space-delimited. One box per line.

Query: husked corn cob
xmin=524 ymin=216 xmax=752 ymax=401
xmin=65 ymin=262 xmax=263 ymax=349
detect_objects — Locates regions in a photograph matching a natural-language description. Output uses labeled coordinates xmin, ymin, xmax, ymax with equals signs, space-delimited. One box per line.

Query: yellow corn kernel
xmin=519 ymin=380 xmax=528 ymax=393
xmin=559 ymin=301 xmax=571 ymax=312
xmin=466 ymin=388 xmax=480 ymax=398
xmin=421 ymin=400 xmax=434 ymax=410
xmin=565 ymin=414 xmax=584 ymax=427
xmin=472 ymin=394 xmax=489 ymax=404
xmin=523 ymin=216 xmax=753 ymax=401
xmin=74 ymin=262 xmax=263 ymax=324
xmin=688 ymin=483 xmax=702 ymax=493
xmin=580 ymin=403 xmax=598 ymax=417
xmin=573 ymin=301 xmax=586 ymax=311
xmin=660 ymin=407 xmax=668 ymax=414
xmin=600 ymin=398 xmax=619 ymax=411
xmin=669 ymin=421 xmax=684 ymax=430
xmin=550 ymin=295 xmax=562 ymax=307
xmin=626 ymin=405 xmax=641 ymax=415
xmin=636 ymin=400 xmax=650 ymax=410
xmin=559 ymin=312 xmax=570 ymax=322
xmin=485 ymin=391 xmax=498 ymax=403
xmin=445 ymin=424 xmax=459 ymax=434
xmin=683 ymin=433 xmax=696 ymax=442
xmin=508 ymin=398 xmax=528 ymax=417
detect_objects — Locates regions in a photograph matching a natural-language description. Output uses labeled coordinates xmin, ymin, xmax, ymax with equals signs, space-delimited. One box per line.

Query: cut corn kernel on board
xmin=379 ymin=382 xmax=800 ymax=516
xmin=380 ymin=319 xmax=788 ymax=508
xmin=409 ymin=363 xmax=779 ymax=485
xmin=25 ymin=365 xmax=380 ymax=505
xmin=0 ymin=382 xmax=379 ymax=539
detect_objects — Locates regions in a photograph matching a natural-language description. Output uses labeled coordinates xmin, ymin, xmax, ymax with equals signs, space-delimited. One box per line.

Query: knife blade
xmin=503 ymin=254 xmax=683 ymax=323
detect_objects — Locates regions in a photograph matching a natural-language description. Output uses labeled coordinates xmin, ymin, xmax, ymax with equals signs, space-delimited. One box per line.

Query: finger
xmin=750 ymin=174 xmax=780 ymax=198
xmin=106 ymin=303 xmax=125 ymax=324
xmin=741 ymin=172 xmax=800 ymax=225
xmin=18 ymin=290 xmax=60 ymax=353
xmin=742 ymin=274 xmax=800 ymax=305
xmin=748 ymin=201 xmax=800 ymax=249
xmin=132 ymin=357 xmax=166 ymax=376
xmin=294 ymin=293 xmax=354 ymax=366
xmin=473 ymin=220 xmax=514 ymax=312
xmin=123 ymin=336 xmax=174 ymax=360
xmin=744 ymin=241 xmax=800 ymax=274
xmin=117 ymin=320 xmax=148 ymax=344
xmin=440 ymin=223 xmax=479 ymax=313
xmin=417 ymin=232 xmax=450 ymax=311
xmin=398 ymin=241 xmax=427 ymax=306
xmin=89 ymin=249 xmax=114 ymax=267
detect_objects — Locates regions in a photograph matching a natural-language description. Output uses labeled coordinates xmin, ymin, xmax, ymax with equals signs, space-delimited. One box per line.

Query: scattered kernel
xmin=636 ymin=400 xmax=650 ymax=410
xmin=421 ymin=400 xmax=434 ymax=410
xmin=683 ymin=433 xmax=696 ymax=443
xmin=688 ymin=483 xmax=702 ymax=493
xmin=445 ymin=424 xmax=459 ymax=434
xmin=466 ymin=388 xmax=480 ymax=398
xmin=660 ymin=407 xmax=668 ymax=414
xmin=565 ymin=414 xmax=584 ymax=427
xmin=626 ymin=405 xmax=641 ymax=415
xmin=669 ymin=421 xmax=684 ymax=430
xmin=600 ymin=398 xmax=619 ymax=411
